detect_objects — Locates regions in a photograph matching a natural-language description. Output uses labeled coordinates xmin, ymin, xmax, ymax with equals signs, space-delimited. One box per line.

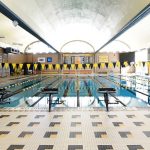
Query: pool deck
xmin=0 ymin=108 xmax=150 ymax=150
xmin=1 ymin=75 xmax=150 ymax=149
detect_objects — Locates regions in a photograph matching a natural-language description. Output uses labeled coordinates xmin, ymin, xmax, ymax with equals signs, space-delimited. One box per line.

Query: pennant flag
xmin=19 ymin=64 xmax=23 ymax=69
xmin=78 ymin=64 xmax=82 ymax=69
xmin=108 ymin=62 xmax=113 ymax=68
xmin=145 ymin=62 xmax=150 ymax=67
xmin=2 ymin=63 xmax=5 ymax=68
xmin=56 ymin=64 xmax=60 ymax=70
xmin=116 ymin=61 xmax=120 ymax=67
xmin=93 ymin=63 xmax=98 ymax=68
xmin=48 ymin=64 xmax=53 ymax=70
xmin=135 ymin=62 xmax=138 ymax=67
xmin=82 ymin=64 xmax=86 ymax=69
xmin=9 ymin=63 xmax=11 ymax=69
xmin=27 ymin=64 xmax=31 ymax=70
xmin=133 ymin=62 xmax=136 ymax=67
xmin=113 ymin=62 xmax=116 ymax=68
xmin=86 ymin=64 xmax=90 ymax=69
xmin=90 ymin=64 xmax=93 ymax=69
xmin=63 ymin=64 xmax=67 ymax=69
xmin=45 ymin=64 xmax=48 ymax=70
xmin=52 ymin=64 xmax=56 ymax=70
xmin=101 ymin=63 xmax=105 ymax=68
xmin=16 ymin=64 xmax=19 ymax=69
xmin=12 ymin=63 xmax=16 ymax=69
xmin=60 ymin=64 xmax=63 ymax=70
xmin=75 ymin=64 xmax=78 ymax=69
xmin=41 ymin=64 xmax=45 ymax=70
xmin=31 ymin=64 xmax=34 ymax=71
xmin=98 ymin=63 xmax=101 ymax=69
xmin=5 ymin=63 xmax=9 ymax=69
xmin=71 ymin=64 xmax=75 ymax=69
xmin=105 ymin=63 xmax=108 ymax=68
xmin=142 ymin=62 xmax=145 ymax=67
xmin=37 ymin=63 xmax=41 ymax=70
xmin=34 ymin=64 xmax=38 ymax=70
xmin=123 ymin=61 xmax=128 ymax=67
xmin=67 ymin=64 xmax=71 ymax=70
xmin=138 ymin=61 xmax=142 ymax=67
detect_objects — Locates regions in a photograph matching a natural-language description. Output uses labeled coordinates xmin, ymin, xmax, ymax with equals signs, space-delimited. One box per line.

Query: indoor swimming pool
xmin=0 ymin=74 xmax=150 ymax=109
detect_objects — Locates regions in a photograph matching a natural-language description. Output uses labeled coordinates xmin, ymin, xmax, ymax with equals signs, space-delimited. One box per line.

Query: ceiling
xmin=0 ymin=0 xmax=150 ymax=53
xmin=100 ymin=13 xmax=150 ymax=53
xmin=0 ymin=13 xmax=37 ymax=51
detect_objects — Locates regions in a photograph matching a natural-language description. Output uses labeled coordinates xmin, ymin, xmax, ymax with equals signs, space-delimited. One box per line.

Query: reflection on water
xmin=1 ymin=75 xmax=150 ymax=109
xmin=60 ymin=96 xmax=96 ymax=107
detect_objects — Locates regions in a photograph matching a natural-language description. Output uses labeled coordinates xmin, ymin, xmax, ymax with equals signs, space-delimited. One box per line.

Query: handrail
xmin=93 ymin=77 xmax=126 ymax=107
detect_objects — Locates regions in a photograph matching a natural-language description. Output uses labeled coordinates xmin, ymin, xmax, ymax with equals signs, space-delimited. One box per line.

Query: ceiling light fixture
xmin=12 ymin=20 xmax=18 ymax=27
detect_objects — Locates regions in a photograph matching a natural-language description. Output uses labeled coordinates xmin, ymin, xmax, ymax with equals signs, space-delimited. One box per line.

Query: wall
xmin=0 ymin=48 xmax=8 ymax=63
xmin=0 ymin=48 xmax=26 ymax=63
xmin=28 ymin=52 xmax=120 ymax=74
xmin=26 ymin=53 xmax=59 ymax=64
xmin=119 ymin=52 xmax=135 ymax=64
xmin=0 ymin=48 xmax=9 ymax=77
xmin=61 ymin=53 xmax=94 ymax=74
xmin=8 ymin=53 xmax=26 ymax=63
xmin=135 ymin=49 xmax=148 ymax=75
xmin=0 ymin=48 xmax=4 ymax=63
xmin=62 ymin=53 xmax=94 ymax=64
xmin=0 ymin=49 xmax=59 ymax=64
xmin=25 ymin=53 xmax=59 ymax=74
xmin=95 ymin=52 xmax=120 ymax=74
xmin=0 ymin=50 xmax=120 ymax=75
xmin=0 ymin=48 xmax=4 ymax=54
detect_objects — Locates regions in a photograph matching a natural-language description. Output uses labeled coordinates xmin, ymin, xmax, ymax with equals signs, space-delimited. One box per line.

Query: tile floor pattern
xmin=0 ymin=109 xmax=150 ymax=150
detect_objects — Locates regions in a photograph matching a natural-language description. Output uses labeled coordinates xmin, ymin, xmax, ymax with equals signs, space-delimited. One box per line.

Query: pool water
xmin=0 ymin=75 xmax=150 ymax=109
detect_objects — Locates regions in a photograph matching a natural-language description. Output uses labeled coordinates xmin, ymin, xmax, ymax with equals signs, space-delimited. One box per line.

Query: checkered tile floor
xmin=0 ymin=109 xmax=150 ymax=150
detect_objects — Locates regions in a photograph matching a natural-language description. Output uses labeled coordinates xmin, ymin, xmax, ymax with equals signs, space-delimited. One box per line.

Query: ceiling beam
xmin=0 ymin=1 xmax=59 ymax=53
xmin=95 ymin=3 xmax=150 ymax=54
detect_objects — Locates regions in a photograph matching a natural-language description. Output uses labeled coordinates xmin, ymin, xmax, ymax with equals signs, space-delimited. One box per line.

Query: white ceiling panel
xmin=0 ymin=0 xmax=150 ymax=53
xmin=0 ymin=13 xmax=37 ymax=51
xmin=116 ymin=14 xmax=150 ymax=51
